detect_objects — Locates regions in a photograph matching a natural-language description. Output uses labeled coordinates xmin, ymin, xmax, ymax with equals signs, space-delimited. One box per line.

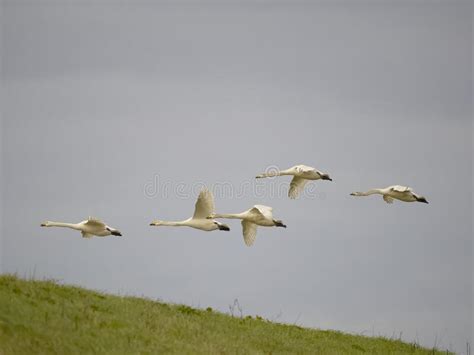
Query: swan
xmin=350 ymin=185 xmax=429 ymax=204
xmin=40 ymin=217 xmax=123 ymax=238
xmin=150 ymin=188 xmax=230 ymax=232
xmin=208 ymin=205 xmax=286 ymax=246
xmin=256 ymin=164 xmax=332 ymax=199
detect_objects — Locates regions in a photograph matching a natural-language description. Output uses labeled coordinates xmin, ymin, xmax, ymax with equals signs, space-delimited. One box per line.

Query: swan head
xmin=350 ymin=192 xmax=361 ymax=196
xmin=416 ymin=196 xmax=429 ymax=204
xmin=150 ymin=220 xmax=163 ymax=226
xmin=40 ymin=221 xmax=51 ymax=227
xmin=321 ymin=173 xmax=332 ymax=181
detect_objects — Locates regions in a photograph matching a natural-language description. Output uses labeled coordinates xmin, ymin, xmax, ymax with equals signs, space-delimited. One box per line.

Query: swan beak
xmin=40 ymin=223 xmax=46 ymax=227
xmin=111 ymin=231 xmax=122 ymax=236
xmin=322 ymin=175 xmax=332 ymax=181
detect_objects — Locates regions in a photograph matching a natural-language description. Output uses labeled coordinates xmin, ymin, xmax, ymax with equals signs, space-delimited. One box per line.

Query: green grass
xmin=0 ymin=275 xmax=449 ymax=354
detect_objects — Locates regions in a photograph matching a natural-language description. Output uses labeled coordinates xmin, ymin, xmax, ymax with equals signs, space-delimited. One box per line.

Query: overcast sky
xmin=1 ymin=1 xmax=472 ymax=352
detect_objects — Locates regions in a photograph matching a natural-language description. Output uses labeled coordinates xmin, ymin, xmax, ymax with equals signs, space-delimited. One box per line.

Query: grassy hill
xmin=0 ymin=275 xmax=449 ymax=354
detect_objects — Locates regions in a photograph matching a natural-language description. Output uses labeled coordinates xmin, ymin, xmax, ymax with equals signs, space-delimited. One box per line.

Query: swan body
xmin=150 ymin=189 xmax=230 ymax=232
xmin=40 ymin=217 xmax=122 ymax=238
xmin=350 ymin=185 xmax=429 ymax=204
xmin=256 ymin=164 xmax=332 ymax=199
xmin=208 ymin=205 xmax=286 ymax=246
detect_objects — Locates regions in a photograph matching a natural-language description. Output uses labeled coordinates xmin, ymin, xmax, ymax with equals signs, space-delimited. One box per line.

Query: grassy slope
xmin=0 ymin=275 xmax=448 ymax=354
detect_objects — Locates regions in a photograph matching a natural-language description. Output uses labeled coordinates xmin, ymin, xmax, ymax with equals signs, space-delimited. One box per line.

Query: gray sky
xmin=1 ymin=1 xmax=472 ymax=352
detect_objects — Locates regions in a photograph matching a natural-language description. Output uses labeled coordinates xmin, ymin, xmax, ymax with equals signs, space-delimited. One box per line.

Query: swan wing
xmin=289 ymin=177 xmax=308 ymax=199
xmin=81 ymin=231 xmax=94 ymax=238
xmin=241 ymin=220 xmax=257 ymax=246
xmin=383 ymin=195 xmax=394 ymax=204
xmin=391 ymin=185 xmax=412 ymax=193
xmin=193 ymin=189 xmax=215 ymax=219
xmin=250 ymin=205 xmax=274 ymax=220
xmin=85 ymin=217 xmax=106 ymax=228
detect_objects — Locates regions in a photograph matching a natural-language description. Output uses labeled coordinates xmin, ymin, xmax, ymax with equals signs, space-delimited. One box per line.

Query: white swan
xmin=350 ymin=185 xmax=429 ymax=204
xmin=256 ymin=164 xmax=332 ymax=199
xmin=40 ymin=217 xmax=122 ymax=238
xmin=150 ymin=189 xmax=230 ymax=232
xmin=208 ymin=205 xmax=286 ymax=246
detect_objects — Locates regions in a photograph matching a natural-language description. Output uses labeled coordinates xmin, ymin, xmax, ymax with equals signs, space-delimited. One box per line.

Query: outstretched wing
xmin=193 ymin=189 xmax=215 ymax=219
xmin=391 ymin=185 xmax=412 ymax=193
xmin=241 ymin=220 xmax=257 ymax=246
xmin=81 ymin=231 xmax=94 ymax=239
xmin=250 ymin=205 xmax=274 ymax=220
xmin=288 ymin=177 xmax=309 ymax=199
xmin=84 ymin=217 xmax=106 ymax=228
xmin=383 ymin=195 xmax=394 ymax=204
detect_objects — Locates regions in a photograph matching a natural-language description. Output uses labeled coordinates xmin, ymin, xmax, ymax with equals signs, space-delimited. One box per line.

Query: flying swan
xmin=350 ymin=185 xmax=429 ymax=204
xmin=40 ymin=217 xmax=123 ymax=238
xmin=150 ymin=188 xmax=230 ymax=232
xmin=256 ymin=164 xmax=332 ymax=199
xmin=208 ymin=205 xmax=286 ymax=246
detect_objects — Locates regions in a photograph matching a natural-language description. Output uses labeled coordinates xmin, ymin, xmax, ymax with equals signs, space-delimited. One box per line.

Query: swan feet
xmin=216 ymin=223 xmax=230 ymax=231
xmin=273 ymin=220 xmax=287 ymax=228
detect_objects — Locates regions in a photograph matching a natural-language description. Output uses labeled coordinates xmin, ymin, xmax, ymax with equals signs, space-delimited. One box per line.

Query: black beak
xmin=322 ymin=176 xmax=332 ymax=181
xmin=40 ymin=223 xmax=46 ymax=227
xmin=111 ymin=231 xmax=122 ymax=236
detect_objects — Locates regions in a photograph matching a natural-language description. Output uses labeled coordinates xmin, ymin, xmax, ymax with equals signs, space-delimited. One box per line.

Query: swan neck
xmin=48 ymin=222 xmax=80 ymax=230
xmin=213 ymin=213 xmax=243 ymax=219
xmin=258 ymin=169 xmax=295 ymax=178
xmin=279 ymin=169 xmax=293 ymax=176
xmin=161 ymin=220 xmax=187 ymax=226
xmin=364 ymin=189 xmax=382 ymax=196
